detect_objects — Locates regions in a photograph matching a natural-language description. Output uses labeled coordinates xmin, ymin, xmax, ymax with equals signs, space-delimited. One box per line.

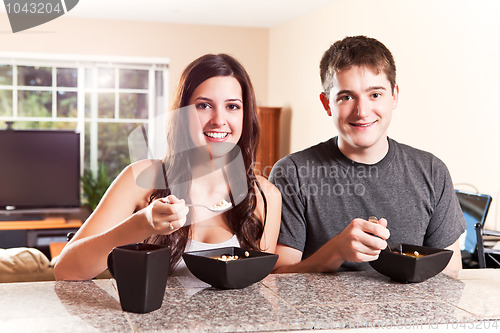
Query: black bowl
xmin=182 ymin=247 xmax=278 ymax=289
xmin=369 ymin=243 xmax=453 ymax=283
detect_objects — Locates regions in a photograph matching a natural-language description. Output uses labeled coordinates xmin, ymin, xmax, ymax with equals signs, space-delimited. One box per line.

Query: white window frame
xmin=0 ymin=52 xmax=169 ymax=176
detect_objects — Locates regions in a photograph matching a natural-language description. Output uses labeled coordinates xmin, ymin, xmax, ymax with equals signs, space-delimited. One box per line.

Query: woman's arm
xmin=255 ymin=176 xmax=282 ymax=253
xmin=54 ymin=161 xmax=188 ymax=281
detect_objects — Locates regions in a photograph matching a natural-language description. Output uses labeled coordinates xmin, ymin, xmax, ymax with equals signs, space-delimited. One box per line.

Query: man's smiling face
xmin=322 ymin=65 xmax=399 ymax=161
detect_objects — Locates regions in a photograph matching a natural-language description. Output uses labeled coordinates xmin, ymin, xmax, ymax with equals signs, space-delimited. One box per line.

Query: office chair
xmin=475 ymin=223 xmax=500 ymax=268
xmin=455 ymin=189 xmax=497 ymax=268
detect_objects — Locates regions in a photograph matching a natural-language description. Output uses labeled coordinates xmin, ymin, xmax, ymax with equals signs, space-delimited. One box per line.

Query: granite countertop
xmin=1 ymin=270 xmax=500 ymax=332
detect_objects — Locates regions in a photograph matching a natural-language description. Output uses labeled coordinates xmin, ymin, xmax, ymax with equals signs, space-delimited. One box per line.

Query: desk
xmin=1 ymin=270 xmax=499 ymax=332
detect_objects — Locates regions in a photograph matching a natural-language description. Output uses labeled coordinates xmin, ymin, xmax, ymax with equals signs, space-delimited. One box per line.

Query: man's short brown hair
xmin=320 ymin=36 xmax=396 ymax=96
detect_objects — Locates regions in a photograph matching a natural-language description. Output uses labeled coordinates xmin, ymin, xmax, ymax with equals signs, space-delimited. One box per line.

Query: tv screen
xmin=0 ymin=129 xmax=80 ymax=214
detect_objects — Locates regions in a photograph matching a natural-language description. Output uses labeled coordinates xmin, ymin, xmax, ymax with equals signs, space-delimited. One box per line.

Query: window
xmin=0 ymin=53 xmax=169 ymax=180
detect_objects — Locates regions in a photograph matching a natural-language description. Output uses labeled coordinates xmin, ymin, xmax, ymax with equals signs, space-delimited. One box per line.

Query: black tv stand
xmin=0 ymin=217 xmax=82 ymax=259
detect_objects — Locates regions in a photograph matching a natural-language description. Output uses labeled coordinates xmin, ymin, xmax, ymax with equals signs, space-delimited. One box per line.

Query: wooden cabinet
xmin=255 ymin=107 xmax=281 ymax=178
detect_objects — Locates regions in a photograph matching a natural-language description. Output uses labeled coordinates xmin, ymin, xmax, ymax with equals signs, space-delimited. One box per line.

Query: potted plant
xmin=81 ymin=163 xmax=112 ymax=212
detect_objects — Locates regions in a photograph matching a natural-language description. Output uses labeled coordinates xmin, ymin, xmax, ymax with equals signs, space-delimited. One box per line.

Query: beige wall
xmin=0 ymin=14 xmax=269 ymax=106
xmin=268 ymin=0 xmax=500 ymax=230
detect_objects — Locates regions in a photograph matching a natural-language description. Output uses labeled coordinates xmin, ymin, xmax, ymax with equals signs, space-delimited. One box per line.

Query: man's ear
xmin=319 ymin=92 xmax=332 ymax=116
xmin=392 ymin=84 xmax=399 ymax=109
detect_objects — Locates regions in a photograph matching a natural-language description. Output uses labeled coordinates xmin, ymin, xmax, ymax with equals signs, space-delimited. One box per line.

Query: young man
xmin=269 ymin=36 xmax=465 ymax=275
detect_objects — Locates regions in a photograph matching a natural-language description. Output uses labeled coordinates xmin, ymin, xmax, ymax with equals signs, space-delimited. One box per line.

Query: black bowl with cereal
xmin=182 ymin=247 xmax=278 ymax=289
xmin=369 ymin=243 xmax=453 ymax=283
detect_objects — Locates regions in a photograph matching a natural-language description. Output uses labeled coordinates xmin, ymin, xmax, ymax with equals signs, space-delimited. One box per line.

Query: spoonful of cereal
xmin=186 ymin=199 xmax=232 ymax=213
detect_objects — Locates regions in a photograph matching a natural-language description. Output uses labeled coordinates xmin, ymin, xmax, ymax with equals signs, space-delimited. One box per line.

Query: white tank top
xmin=171 ymin=235 xmax=240 ymax=287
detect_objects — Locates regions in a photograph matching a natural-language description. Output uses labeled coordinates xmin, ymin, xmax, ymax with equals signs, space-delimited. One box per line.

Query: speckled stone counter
xmin=1 ymin=270 xmax=500 ymax=332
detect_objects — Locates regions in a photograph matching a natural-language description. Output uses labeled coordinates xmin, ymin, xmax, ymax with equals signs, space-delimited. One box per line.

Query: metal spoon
xmin=186 ymin=201 xmax=233 ymax=213
xmin=160 ymin=198 xmax=233 ymax=213
xmin=368 ymin=216 xmax=392 ymax=252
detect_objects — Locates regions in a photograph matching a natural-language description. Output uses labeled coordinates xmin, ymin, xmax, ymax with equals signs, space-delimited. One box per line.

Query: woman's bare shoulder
xmin=254 ymin=176 xmax=281 ymax=253
xmin=101 ymin=159 xmax=163 ymax=208
xmin=125 ymin=159 xmax=166 ymax=191
xmin=255 ymin=175 xmax=281 ymax=199
xmin=253 ymin=175 xmax=282 ymax=222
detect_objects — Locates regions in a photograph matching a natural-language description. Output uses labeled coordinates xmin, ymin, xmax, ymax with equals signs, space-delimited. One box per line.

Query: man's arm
xmin=425 ymin=156 xmax=466 ymax=278
xmin=273 ymin=242 xmax=344 ymax=273
xmin=273 ymin=218 xmax=390 ymax=273
xmin=442 ymin=239 xmax=462 ymax=278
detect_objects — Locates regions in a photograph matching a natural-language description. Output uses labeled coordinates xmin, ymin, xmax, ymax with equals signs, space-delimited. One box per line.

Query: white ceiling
xmin=59 ymin=0 xmax=336 ymax=28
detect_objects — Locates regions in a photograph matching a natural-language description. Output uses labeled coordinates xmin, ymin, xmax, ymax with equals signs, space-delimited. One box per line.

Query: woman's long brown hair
xmin=144 ymin=54 xmax=263 ymax=272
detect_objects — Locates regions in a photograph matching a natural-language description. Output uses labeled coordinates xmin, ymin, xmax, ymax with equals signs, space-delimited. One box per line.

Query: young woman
xmin=54 ymin=54 xmax=281 ymax=280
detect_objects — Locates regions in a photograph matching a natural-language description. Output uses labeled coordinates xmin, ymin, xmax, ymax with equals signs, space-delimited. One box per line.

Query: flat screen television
xmin=0 ymin=129 xmax=80 ymax=219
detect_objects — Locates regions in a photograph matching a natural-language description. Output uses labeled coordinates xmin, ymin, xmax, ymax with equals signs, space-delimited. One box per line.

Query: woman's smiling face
xmin=188 ymin=76 xmax=244 ymax=158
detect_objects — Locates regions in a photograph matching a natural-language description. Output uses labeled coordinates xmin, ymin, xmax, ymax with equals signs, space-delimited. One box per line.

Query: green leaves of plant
xmin=81 ymin=163 xmax=112 ymax=212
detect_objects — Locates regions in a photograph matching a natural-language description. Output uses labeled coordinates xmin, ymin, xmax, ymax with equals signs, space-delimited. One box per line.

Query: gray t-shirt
xmin=269 ymin=137 xmax=466 ymax=271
